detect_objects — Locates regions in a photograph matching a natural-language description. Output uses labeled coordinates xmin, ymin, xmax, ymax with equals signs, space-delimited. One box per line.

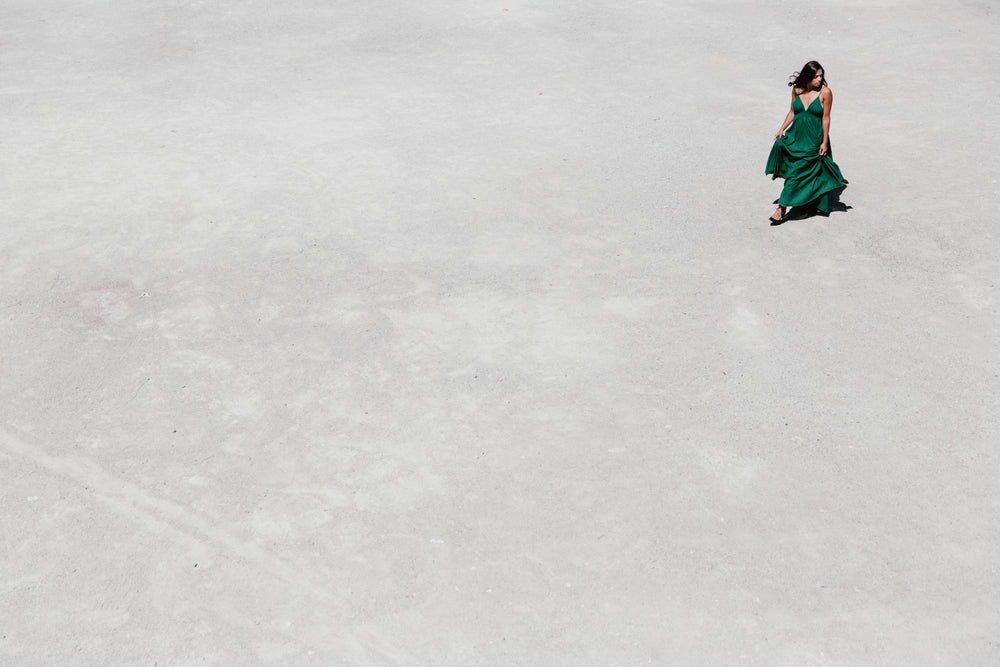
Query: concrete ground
xmin=3 ymin=1 xmax=999 ymax=664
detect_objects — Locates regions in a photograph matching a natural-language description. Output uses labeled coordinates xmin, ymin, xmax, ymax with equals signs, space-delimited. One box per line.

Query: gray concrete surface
xmin=3 ymin=1 xmax=1000 ymax=664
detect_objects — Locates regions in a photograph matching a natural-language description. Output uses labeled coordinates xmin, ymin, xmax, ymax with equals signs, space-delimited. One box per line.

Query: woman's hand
xmin=774 ymin=131 xmax=783 ymax=140
xmin=819 ymin=142 xmax=828 ymax=156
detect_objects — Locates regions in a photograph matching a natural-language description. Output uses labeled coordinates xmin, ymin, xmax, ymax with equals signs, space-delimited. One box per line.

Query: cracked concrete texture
xmin=2 ymin=1 xmax=999 ymax=664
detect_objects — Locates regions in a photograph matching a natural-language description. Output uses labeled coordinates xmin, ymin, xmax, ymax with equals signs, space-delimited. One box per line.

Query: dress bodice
xmin=794 ymin=95 xmax=823 ymax=116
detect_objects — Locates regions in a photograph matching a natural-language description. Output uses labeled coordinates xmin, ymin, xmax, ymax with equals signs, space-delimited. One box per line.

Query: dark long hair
xmin=788 ymin=61 xmax=827 ymax=89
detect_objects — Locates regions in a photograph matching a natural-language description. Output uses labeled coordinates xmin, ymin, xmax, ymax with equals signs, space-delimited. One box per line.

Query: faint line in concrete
xmin=0 ymin=423 xmax=413 ymax=663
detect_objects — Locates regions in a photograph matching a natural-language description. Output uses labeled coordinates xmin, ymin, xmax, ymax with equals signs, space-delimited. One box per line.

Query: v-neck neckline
xmin=798 ymin=92 xmax=821 ymax=112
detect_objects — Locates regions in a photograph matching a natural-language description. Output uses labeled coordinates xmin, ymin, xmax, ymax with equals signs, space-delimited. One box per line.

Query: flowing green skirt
xmin=765 ymin=101 xmax=848 ymax=213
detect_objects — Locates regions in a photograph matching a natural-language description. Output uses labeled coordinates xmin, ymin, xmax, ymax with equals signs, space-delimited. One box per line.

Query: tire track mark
xmin=0 ymin=423 xmax=415 ymax=663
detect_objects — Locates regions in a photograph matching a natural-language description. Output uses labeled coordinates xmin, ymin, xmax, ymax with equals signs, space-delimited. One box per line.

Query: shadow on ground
xmin=771 ymin=190 xmax=850 ymax=226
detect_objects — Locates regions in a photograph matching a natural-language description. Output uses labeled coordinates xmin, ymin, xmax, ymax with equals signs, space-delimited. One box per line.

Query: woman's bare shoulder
xmin=821 ymin=85 xmax=833 ymax=97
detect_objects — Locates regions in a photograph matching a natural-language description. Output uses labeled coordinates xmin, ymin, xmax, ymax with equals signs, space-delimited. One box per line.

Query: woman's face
xmin=811 ymin=69 xmax=824 ymax=89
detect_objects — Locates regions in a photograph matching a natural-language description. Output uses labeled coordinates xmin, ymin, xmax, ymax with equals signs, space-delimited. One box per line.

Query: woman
xmin=765 ymin=61 xmax=847 ymax=223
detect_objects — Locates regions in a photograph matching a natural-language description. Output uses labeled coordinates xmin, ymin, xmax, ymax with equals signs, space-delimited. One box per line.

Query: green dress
xmin=765 ymin=94 xmax=847 ymax=214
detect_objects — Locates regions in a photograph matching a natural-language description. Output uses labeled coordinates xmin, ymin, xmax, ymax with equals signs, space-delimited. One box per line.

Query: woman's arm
xmin=774 ymin=90 xmax=797 ymax=140
xmin=819 ymin=87 xmax=833 ymax=155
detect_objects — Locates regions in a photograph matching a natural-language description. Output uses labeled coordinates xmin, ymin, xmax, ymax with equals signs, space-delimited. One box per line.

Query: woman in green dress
xmin=766 ymin=61 xmax=847 ymax=223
